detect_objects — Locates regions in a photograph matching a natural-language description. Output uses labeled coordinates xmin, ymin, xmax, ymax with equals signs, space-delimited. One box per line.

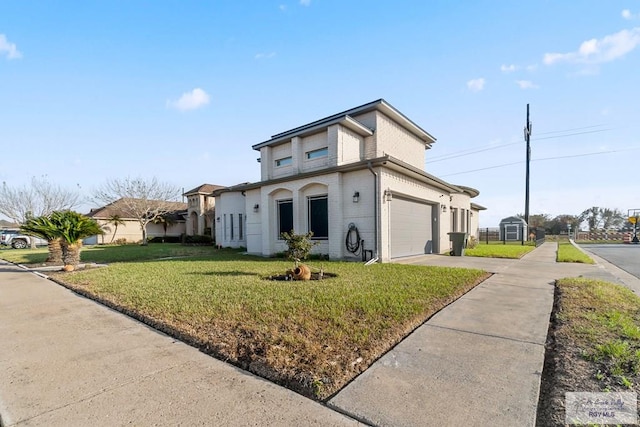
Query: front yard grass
xmin=35 ymin=248 xmax=489 ymax=400
xmin=465 ymin=242 xmax=535 ymax=259
xmin=537 ymin=278 xmax=640 ymax=425
xmin=0 ymin=243 xmax=216 ymax=264
xmin=556 ymin=241 xmax=594 ymax=264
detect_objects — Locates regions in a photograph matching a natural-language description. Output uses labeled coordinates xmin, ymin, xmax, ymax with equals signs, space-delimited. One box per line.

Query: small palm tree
xmin=106 ymin=214 xmax=126 ymax=243
xmin=20 ymin=215 xmax=64 ymax=264
xmin=152 ymin=213 xmax=176 ymax=243
xmin=51 ymin=211 xmax=103 ymax=270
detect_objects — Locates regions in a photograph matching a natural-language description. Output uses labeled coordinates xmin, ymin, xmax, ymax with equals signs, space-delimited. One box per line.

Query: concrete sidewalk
xmin=0 ymin=260 xmax=358 ymax=427
xmin=328 ymin=242 xmax=634 ymax=426
xmin=1 ymin=243 xmax=636 ymax=426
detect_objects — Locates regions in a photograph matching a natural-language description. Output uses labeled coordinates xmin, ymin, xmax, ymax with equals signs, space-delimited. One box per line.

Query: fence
xmin=477 ymin=227 xmax=546 ymax=247
xmin=575 ymin=231 xmax=628 ymax=241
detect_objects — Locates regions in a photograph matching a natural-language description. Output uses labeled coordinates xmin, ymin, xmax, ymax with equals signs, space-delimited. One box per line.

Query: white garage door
xmin=390 ymin=197 xmax=433 ymax=258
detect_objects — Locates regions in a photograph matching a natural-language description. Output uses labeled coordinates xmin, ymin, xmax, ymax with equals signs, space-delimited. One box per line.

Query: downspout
xmin=367 ymin=161 xmax=380 ymax=264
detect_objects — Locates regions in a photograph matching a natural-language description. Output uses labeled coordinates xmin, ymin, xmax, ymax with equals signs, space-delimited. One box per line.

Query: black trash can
xmin=448 ymin=232 xmax=468 ymax=256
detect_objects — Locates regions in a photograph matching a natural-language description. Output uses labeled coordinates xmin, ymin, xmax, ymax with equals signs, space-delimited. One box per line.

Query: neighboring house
xmin=183 ymin=184 xmax=225 ymax=238
xmin=0 ymin=219 xmax=20 ymax=229
xmin=213 ymin=99 xmax=486 ymax=262
xmin=86 ymin=198 xmax=187 ymax=244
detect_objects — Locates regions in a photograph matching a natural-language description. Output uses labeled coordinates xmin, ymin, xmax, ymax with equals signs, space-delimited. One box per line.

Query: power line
xmin=438 ymin=145 xmax=640 ymax=178
xmin=427 ymin=126 xmax=612 ymax=164
xmin=534 ymin=124 xmax=607 ymax=136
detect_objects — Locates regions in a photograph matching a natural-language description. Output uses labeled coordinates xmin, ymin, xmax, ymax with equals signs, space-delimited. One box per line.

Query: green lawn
xmin=0 ymin=243 xmax=216 ymax=264
xmin=556 ymin=241 xmax=595 ymax=264
xmin=465 ymin=242 xmax=535 ymax=259
xmin=537 ymin=277 xmax=640 ymax=425
xmin=559 ymin=278 xmax=640 ymax=387
xmin=3 ymin=244 xmax=489 ymax=400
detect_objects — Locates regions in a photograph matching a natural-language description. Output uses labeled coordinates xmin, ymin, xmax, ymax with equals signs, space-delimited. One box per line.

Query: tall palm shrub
xmin=152 ymin=213 xmax=176 ymax=243
xmin=20 ymin=215 xmax=64 ymax=264
xmin=106 ymin=214 xmax=126 ymax=243
xmin=51 ymin=211 xmax=103 ymax=270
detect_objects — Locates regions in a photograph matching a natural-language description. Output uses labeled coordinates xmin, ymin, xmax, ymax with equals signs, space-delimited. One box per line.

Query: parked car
xmin=0 ymin=229 xmax=48 ymax=249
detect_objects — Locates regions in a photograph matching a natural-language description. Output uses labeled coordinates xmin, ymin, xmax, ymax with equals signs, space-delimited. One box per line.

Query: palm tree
xmin=106 ymin=214 xmax=126 ymax=243
xmin=51 ymin=211 xmax=103 ymax=270
xmin=20 ymin=215 xmax=64 ymax=264
xmin=152 ymin=213 xmax=176 ymax=243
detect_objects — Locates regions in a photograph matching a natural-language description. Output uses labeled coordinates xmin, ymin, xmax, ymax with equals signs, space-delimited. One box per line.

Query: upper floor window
xmin=306 ymin=147 xmax=328 ymax=160
xmin=275 ymin=157 xmax=292 ymax=167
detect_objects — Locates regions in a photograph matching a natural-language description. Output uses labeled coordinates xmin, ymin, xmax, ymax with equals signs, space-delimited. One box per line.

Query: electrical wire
xmin=438 ymin=146 xmax=640 ymax=178
xmin=426 ymin=125 xmax=612 ymax=164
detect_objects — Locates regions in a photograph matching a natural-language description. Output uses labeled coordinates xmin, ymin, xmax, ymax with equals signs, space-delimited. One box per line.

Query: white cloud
xmin=543 ymin=27 xmax=640 ymax=65
xmin=622 ymin=9 xmax=638 ymax=20
xmin=0 ymin=34 xmax=22 ymax=60
xmin=467 ymin=78 xmax=485 ymax=92
xmin=516 ymin=80 xmax=539 ymax=89
xmin=300 ymin=0 xmax=311 ymax=6
xmin=166 ymin=88 xmax=210 ymax=111
xmin=279 ymin=4 xmax=287 ymax=11
xmin=255 ymin=52 xmax=276 ymax=59
xmin=500 ymin=64 xmax=517 ymax=72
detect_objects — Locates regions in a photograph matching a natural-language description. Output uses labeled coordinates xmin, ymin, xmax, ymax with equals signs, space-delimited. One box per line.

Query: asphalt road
xmin=579 ymin=244 xmax=640 ymax=280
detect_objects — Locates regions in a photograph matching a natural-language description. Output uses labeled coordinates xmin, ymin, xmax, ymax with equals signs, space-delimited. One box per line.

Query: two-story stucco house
xmin=213 ymin=99 xmax=485 ymax=262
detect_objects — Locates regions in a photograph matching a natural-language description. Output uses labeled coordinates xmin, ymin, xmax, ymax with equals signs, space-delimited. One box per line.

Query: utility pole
xmin=524 ymin=104 xmax=532 ymax=227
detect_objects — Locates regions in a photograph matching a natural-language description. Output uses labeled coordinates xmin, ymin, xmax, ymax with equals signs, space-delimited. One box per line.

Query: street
xmin=580 ymin=244 xmax=640 ymax=280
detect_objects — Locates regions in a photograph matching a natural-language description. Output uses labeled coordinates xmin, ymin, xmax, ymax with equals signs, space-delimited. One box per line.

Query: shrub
xmin=467 ymin=235 xmax=478 ymax=249
xmin=280 ymin=231 xmax=317 ymax=263
xmin=184 ymin=234 xmax=213 ymax=245
xmin=148 ymin=236 xmax=182 ymax=244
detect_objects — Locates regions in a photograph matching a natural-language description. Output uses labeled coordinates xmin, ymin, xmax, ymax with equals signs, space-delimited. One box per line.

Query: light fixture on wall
xmin=352 ymin=191 xmax=360 ymax=203
xmin=470 ymin=212 xmax=474 ymax=217
xmin=441 ymin=205 xmax=447 ymax=213
xmin=216 ymin=216 xmax=220 ymax=222
xmin=253 ymin=204 xmax=260 ymax=212
xmin=384 ymin=190 xmax=392 ymax=202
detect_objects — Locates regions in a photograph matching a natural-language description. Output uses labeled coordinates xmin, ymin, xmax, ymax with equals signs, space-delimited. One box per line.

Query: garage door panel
xmin=390 ymin=198 xmax=433 ymax=258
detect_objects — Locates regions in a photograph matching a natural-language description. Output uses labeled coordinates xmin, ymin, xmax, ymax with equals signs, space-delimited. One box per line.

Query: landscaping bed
xmin=537 ymin=278 xmax=640 ymax=426
xmin=29 ymin=247 xmax=489 ymax=400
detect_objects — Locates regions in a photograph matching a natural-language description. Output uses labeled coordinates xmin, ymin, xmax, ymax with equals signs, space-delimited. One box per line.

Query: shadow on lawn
xmin=187 ymin=271 xmax=262 ymax=277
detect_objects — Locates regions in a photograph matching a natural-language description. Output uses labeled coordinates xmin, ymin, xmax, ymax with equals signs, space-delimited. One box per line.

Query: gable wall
xmin=375 ymin=112 xmax=426 ymax=169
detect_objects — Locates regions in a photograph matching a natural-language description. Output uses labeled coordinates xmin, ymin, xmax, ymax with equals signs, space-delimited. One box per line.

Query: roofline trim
xmin=251 ymin=99 xmax=435 ymax=151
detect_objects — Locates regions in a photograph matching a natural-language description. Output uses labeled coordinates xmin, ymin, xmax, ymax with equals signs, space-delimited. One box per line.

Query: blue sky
xmin=1 ymin=1 xmax=639 ymax=227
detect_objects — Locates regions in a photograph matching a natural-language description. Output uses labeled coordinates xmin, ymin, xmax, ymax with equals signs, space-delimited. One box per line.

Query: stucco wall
xmin=95 ymin=219 xmax=185 ymax=244
xmin=337 ymin=124 xmax=364 ymax=166
xmin=300 ymin=131 xmax=330 ymax=172
xmin=375 ymin=112 xmax=426 ymax=170
xmin=214 ymin=192 xmax=247 ymax=248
